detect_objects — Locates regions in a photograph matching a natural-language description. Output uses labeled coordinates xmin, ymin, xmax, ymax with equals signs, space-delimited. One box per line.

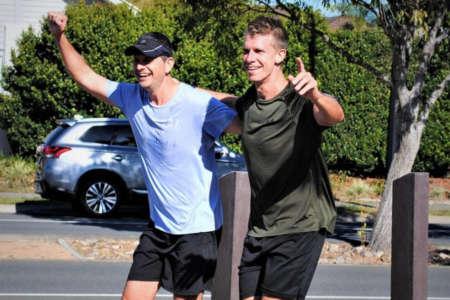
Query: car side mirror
xmin=215 ymin=146 xmax=228 ymax=159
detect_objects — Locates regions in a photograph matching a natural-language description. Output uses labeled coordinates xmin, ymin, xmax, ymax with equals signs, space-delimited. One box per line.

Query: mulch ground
xmin=67 ymin=239 xmax=450 ymax=266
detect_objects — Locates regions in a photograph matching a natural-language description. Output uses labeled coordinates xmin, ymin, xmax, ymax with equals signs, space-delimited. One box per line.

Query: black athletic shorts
xmin=127 ymin=220 xmax=222 ymax=296
xmin=239 ymin=229 xmax=326 ymax=300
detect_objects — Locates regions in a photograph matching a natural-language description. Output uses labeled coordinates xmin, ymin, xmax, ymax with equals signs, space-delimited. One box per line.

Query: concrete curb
xmin=0 ymin=205 xmax=17 ymax=213
xmin=0 ymin=192 xmax=41 ymax=198
xmin=57 ymin=238 xmax=85 ymax=260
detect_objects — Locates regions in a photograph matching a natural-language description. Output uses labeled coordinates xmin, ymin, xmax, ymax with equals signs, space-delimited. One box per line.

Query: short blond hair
xmin=246 ymin=16 xmax=288 ymax=50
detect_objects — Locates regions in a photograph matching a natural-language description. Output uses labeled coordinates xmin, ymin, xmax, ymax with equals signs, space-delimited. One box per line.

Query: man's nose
xmin=135 ymin=62 xmax=145 ymax=70
xmin=244 ymin=51 xmax=255 ymax=61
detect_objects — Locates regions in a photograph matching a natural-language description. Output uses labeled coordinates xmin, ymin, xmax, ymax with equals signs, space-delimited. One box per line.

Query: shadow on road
xmin=11 ymin=197 xmax=150 ymax=234
xmin=8 ymin=198 xmax=450 ymax=245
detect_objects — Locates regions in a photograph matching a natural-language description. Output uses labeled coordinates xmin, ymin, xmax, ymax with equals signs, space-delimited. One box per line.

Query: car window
xmin=44 ymin=125 xmax=67 ymax=144
xmin=79 ymin=125 xmax=115 ymax=145
xmin=112 ymin=125 xmax=137 ymax=148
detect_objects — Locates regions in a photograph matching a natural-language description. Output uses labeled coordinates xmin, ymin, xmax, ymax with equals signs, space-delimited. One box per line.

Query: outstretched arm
xmin=224 ymin=116 xmax=242 ymax=135
xmin=48 ymin=11 xmax=112 ymax=105
xmin=288 ymin=58 xmax=344 ymax=127
xmin=195 ymin=87 xmax=238 ymax=111
xmin=193 ymin=87 xmax=241 ymax=134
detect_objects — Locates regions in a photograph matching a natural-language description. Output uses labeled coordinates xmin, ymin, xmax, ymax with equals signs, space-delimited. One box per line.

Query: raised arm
xmin=195 ymin=87 xmax=239 ymax=111
xmin=48 ymin=11 xmax=112 ymax=106
xmin=288 ymin=58 xmax=344 ymax=126
xmin=224 ymin=116 xmax=242 ymax=135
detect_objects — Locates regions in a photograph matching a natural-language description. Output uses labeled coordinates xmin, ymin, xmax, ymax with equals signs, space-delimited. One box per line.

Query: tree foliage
xmin=180 ymin=0 xmax=450 ymax=252
xmin=1 ymin=0 xmax=449 ymax=186
xmin=0 ymin=1 xmax=174 ymax=156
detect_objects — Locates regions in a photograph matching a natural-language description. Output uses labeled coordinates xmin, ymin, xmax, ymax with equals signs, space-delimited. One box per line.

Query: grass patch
xmin=0 ymin=155 xmax=35 ymax=192
xmin=370 ymin=179 xmax=385 ymax=196
xmin=430 ymin=187 xmax=448 ymax=199
xmin=337 ymin=204 xmax=378 ymax=215
xmin=430 ymin=210 xmax=450 ymax=216
xmin=338 ymin=204 xmax=450 ymax=216
xmin=0 ymin=197 xmax=43 ymax=205
xmin=345 ymin=179 xmax=373 ymax=199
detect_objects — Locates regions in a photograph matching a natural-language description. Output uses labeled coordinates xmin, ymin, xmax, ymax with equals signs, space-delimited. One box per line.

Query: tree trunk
xmin=369 ymin=120 xmax=424 ymax=253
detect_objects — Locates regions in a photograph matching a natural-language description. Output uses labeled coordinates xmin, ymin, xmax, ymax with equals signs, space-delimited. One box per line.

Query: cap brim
xmin=125 ymin=45 xmax=160 ymax=58
xmin=124 ymin=45 xmax=173 ymax=58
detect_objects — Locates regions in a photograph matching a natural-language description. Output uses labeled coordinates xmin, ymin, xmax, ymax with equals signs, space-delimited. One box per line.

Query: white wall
xmin=0 ymin=0 xmax=70 ymax=155
xmin=1 ymin=0 xmax=70 ymax=77
xmin=0 ymin=0 xmax=135 ymax=156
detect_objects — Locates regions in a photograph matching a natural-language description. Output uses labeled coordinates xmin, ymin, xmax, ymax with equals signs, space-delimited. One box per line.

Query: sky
xmin=293 ymin=0 xmax=341 ymax=17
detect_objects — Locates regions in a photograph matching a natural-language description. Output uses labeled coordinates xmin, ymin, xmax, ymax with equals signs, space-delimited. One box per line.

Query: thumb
xmin=297 ymin=57 xmax=305 ymax=73
xmin=288 ymin=75 xmax=295 ymax=83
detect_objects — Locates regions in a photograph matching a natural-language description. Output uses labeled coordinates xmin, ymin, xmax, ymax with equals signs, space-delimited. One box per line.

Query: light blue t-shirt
xmin=106 ymin=81 xmax=237 ymax=234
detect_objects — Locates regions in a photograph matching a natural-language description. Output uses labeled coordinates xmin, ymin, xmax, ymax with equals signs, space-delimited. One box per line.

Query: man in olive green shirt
xmin=236 ymin=17 xmax=343 ymax=300
xmin=205 ymin=16 xmax=344 ymax=300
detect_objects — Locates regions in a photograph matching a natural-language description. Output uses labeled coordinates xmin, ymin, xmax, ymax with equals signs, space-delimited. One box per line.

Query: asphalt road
xmin=0 ymin=261 xmax=449 ymax=300
xmin=1 ymin=203 xmax=450 ymax=246
xmin=0 ymin=198 xmax=449 ymax=299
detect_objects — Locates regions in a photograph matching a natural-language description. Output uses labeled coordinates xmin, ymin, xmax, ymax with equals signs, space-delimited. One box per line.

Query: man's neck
xmin=254 ymin=69 xmax=289 ymax=100
xmin=148 ymin=76 xmax=180 ymax=106
xmin=255 ymin=77 xmax=289 ymax=100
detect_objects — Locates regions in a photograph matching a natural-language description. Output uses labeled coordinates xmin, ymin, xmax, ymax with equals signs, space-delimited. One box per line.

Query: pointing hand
xmin=288 ymin=57 xmax=321 ymax=102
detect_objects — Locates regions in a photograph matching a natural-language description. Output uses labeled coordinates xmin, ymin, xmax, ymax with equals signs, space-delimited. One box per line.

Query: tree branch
xmin=306 ymin=24 xmax=392 ymax=85
xmin=253 ymin=0 xmax=392 ymax=85
xmin=420 ymin=72 xmax=450 ymax=124
xmin=435 ymin=27 xmax=450 ymax=47
xmin=242 ymin=1 xmax=291 ymax=18
xmin=352 ymin=0 xmax=379 ymax=19
xmin=412 ymin=5 xmax=448 ymax=99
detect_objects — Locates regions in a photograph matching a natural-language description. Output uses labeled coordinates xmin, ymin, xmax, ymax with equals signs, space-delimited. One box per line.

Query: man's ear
xmin=275 ymin=49 xmax=287 ymax=64
xmin=165 ymin=57 xmax=175 ymax=74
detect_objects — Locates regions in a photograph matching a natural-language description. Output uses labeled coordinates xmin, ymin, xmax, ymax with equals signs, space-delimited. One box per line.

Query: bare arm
xmin=288 ymin=58 xmax=344 ymax=126
xmin=48 ymin=12 xmax=113 ymax=106
xmin=195 ymin=87 xmax=239 ymax=111
xmin=224 ymin=116 xmax=242 ymax=135
xmin=311 ymin=93 xmax=344 ymax=127
xmin=193 ymin=87 xmax=241 ymax=134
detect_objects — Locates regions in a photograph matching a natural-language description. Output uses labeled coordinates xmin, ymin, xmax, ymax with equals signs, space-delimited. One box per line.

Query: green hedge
xmin=1 ymin=0 xmax=449 ymax=176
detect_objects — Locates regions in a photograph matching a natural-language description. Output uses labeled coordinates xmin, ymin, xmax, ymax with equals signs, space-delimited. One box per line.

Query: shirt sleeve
xmin=235 ymin=97 xmax=244 ymax=120
xmin=203 ymin=97 xmax=238 ymax=139
xmin=105 ymin=80 xmax=136 ymax=116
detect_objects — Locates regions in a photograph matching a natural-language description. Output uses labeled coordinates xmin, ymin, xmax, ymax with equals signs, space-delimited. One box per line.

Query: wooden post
xmin=212 ymin=171 xmax=250 ymax=300
xmin=391 ymin=172 xmax=429 ymax=300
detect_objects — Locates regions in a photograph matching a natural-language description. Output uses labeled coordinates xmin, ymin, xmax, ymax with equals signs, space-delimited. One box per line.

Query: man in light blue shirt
xmin=48 ymin=12 xmax=241 ymax=300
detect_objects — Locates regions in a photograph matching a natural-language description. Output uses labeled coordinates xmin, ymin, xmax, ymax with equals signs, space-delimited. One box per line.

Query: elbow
xmin=337 ymin=109 xmax=345 ymax=123
xmin=324 ymin=110 xmax=345 ymax=127
xmin=333 ymin=104 xmax=345 ymax=124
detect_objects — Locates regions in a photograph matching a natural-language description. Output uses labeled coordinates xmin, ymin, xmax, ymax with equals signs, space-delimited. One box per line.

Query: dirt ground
xmin=1 ymin=239 xmax=449 ymax=266
xmin=0 ymin=241 xmax=76 ymax=260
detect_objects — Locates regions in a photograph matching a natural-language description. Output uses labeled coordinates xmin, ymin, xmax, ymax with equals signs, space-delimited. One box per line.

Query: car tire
xmin=77 ymin=177 xmax=123 ymax=217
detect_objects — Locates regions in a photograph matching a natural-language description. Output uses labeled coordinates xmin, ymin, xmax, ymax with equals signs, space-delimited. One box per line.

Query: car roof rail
xmin=56 ymin=119 xmax=77 ymax=126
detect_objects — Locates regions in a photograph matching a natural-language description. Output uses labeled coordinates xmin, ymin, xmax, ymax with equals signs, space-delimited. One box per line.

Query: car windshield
xmin=43 ymin=125 xmax=67 ymax=144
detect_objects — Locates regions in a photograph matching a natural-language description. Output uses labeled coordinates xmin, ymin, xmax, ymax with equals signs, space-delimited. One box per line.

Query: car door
xmin=109 ymin=124 xmax=146 ymax=193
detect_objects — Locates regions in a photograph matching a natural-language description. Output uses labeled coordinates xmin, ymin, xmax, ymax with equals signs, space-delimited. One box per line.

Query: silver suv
xmin=34 ymin=117 xmax=246 ymax=217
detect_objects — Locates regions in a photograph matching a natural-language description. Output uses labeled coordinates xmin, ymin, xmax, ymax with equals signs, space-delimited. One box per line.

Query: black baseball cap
xmin=124 ymin=32 xmax=173 ymax=58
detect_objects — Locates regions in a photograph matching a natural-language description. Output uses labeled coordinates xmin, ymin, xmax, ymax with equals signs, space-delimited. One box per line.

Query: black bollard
xmin=391 ymin=172 xmax=429 ymax=300
xmin=212 ymin=171 xmax=250 ymax=300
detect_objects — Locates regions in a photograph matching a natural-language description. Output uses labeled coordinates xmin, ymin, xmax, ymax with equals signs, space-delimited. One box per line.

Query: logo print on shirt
xmin=153 ymin=119 xmax=182 ymax=148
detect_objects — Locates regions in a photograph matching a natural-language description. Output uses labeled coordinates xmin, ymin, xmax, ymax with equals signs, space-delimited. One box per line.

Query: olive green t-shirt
xmin=236 ymin=83 xmax=337 ymax=237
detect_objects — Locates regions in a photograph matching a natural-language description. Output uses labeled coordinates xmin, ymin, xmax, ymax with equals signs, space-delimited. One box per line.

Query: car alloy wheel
xmin=78 ymin=178 xmax=123 ymax=216
xmin=87 ymin=182 xmax=117 ymax=213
